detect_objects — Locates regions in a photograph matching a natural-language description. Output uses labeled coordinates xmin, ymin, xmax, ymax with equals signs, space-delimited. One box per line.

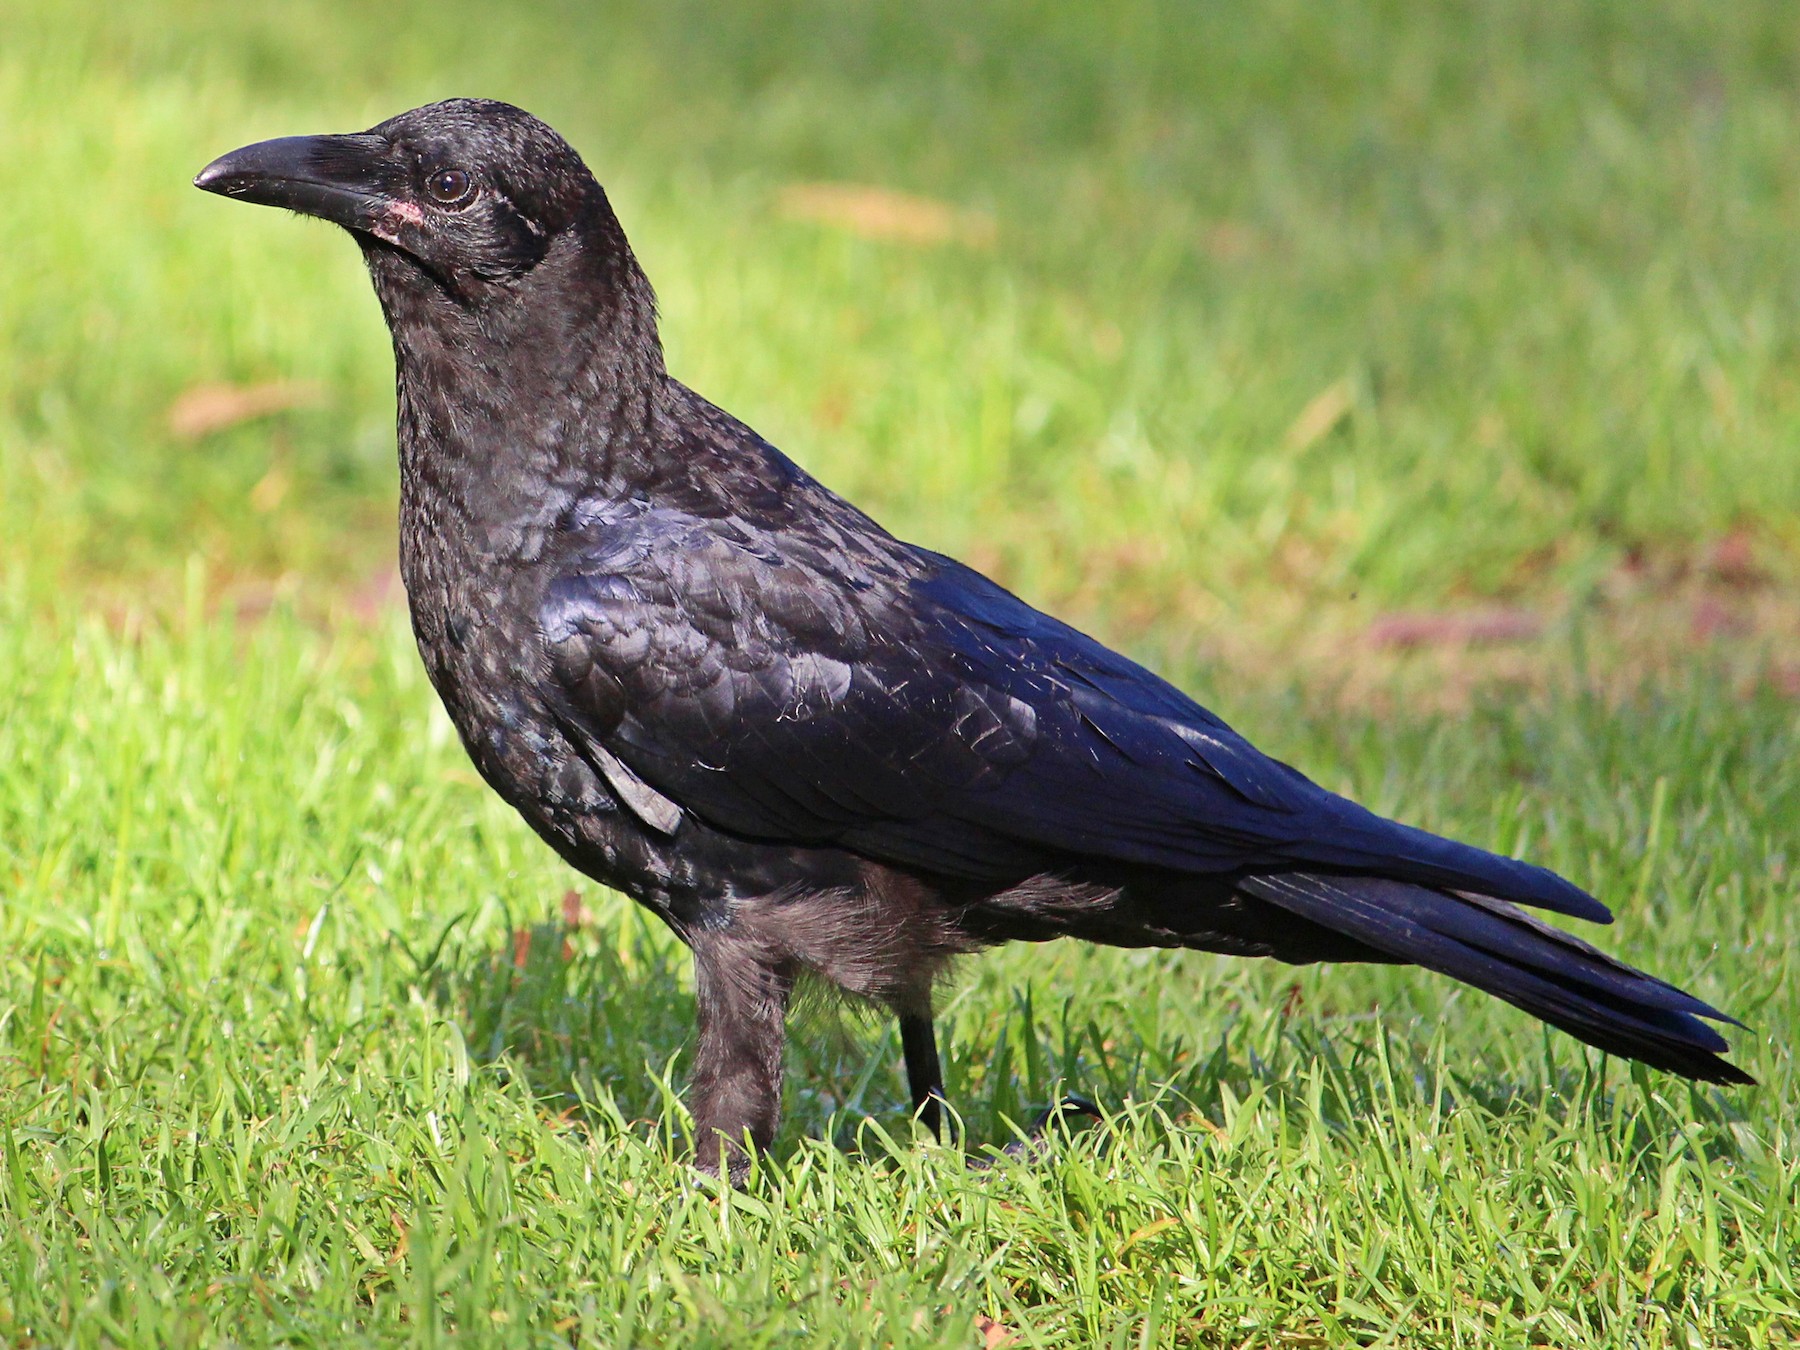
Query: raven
xmin=196 ymin=100 xmax=1749 ymax=1177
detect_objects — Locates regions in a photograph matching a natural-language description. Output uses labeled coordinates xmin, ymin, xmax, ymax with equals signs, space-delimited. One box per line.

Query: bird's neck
xmin=381 ymin=235 xmax=670 ymax=562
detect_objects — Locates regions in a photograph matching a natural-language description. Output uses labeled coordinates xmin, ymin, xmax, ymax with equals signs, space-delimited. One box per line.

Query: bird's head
xmin=195 ymin=99 xmax=625 ymax=308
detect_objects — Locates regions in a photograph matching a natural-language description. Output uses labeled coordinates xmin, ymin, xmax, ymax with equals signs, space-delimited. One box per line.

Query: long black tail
xmin=1241 ymin=872 xmax=1752 ymax=1085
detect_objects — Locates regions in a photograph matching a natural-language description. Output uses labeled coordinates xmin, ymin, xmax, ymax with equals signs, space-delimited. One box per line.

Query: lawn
xmin=0 ymin=0 xmax=1795 ymax=1344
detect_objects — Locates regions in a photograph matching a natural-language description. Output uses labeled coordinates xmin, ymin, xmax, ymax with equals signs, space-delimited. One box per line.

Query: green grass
xmin=1 ymin=579 xmax=1794 ymax=1346
xmin=1 ymin=0 xmax=1797 ymax=1344
xmin=5 ymin=0 xmax=1799 ymax=618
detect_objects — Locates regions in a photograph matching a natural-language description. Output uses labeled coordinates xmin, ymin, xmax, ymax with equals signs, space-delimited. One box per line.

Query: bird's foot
xmin=969 ymin=1092 xmax=1105 ymax=1169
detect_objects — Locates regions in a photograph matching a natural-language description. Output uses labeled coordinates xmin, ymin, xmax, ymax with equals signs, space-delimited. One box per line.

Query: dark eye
xmin=426 ymin=168 xmax=474 ymax=206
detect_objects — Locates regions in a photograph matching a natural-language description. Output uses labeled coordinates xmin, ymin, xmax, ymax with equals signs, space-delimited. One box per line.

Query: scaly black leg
xmin=899 ymin=1013 xmax=946 ymax=1139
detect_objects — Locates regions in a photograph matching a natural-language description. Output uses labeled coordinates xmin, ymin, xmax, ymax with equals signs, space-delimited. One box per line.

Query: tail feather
xmin=1242 ymin=872 xmax=1753 ymax=1086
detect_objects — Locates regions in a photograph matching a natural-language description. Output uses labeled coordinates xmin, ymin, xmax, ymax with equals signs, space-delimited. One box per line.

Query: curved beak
xmin=194 ymin=133 xmax=394 ymax=230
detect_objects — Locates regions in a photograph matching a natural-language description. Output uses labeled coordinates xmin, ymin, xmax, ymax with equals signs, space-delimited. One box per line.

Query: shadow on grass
xmin=403 ymin=894 xmax=1754 ymax=1188
xmin=929 ymin=994 xmax=1756 ymax=1182
xmin=401 ymin=899 xmax=695 ymax=1137
xmin=404 ymin=899 xmax=1154 ymax=1160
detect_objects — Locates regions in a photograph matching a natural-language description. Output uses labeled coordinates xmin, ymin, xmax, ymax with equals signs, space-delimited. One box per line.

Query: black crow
xmin=195 ymin=100 xmax=1749 ymax=1178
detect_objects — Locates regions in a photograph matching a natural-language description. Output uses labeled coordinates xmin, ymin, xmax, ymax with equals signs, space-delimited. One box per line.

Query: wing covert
xmin=537 ymin=509 xmax=1606 ymax=917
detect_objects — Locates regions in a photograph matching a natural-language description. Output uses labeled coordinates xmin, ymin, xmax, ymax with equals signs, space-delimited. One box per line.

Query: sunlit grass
xmin=0 ymin=581 xmax=1791 ymax=1345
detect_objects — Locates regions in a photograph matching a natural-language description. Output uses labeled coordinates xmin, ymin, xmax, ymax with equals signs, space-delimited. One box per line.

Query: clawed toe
xmin=969 ymin=1092 xmax=1106 ymax=1169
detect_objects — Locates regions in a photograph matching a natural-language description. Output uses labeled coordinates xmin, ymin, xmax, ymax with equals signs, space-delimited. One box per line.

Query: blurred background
xmin=5 ymin=0 xmax=1796 ymax=696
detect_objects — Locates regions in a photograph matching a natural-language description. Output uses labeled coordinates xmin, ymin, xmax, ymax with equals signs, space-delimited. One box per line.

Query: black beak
xmin=194 ymin=134 xmax=395 ymax=230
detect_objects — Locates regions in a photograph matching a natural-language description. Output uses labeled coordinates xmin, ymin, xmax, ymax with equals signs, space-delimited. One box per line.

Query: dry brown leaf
xmin=778 ymin=182 xmax=995 ymax=247
xmin=385 ymin=1211 xmax=409 ymax=1266
xmin=1366 ymin=608 xmax=1543 ymax=650
xmin=974 ymin=1314 xmax=1015 ymax=1349
xmin=1704 ymin=529 xmax=1763 ymax=587
xmin=1117 ymin=1215 xmax=1180 ymax=1258
xmin=1283 ymin=378 xmax=1354 ymax=452
xmin=561 ymin=889 xmax=598 ymax=928
xmin=168 ymin=380 xmax=324 ymax=439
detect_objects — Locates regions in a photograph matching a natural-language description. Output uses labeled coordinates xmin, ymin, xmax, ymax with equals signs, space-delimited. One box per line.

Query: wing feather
xmin=539 ymin=510 xmax=1608 ymax=920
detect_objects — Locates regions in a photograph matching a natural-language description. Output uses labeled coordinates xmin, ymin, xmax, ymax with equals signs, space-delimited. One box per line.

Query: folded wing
xmin=539 ymin=506 xmax=1603 ymax=921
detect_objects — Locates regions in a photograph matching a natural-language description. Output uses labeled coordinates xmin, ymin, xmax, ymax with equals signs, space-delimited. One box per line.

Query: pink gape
xmin=369 ymin=199 xmax=425 ymax=244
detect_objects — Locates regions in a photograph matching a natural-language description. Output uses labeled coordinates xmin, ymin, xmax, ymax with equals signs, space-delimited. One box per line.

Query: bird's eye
xmin=426 ymin=168 xmax=474 ymax=206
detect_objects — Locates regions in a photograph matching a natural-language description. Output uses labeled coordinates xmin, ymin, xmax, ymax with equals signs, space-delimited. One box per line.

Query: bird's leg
xmin=898 ymin=1009 xmax=1104 ymax=1165
xmin=687 ymin=933 xmax=794 ymax=1183
xmin=898 ymin=1012 xmax=947 ymax=1139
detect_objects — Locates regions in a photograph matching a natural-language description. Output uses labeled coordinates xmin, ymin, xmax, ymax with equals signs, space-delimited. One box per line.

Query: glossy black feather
xmin=540 ymin=435 xmax=1612 ymax=918
xmin=1242 ymin=874 xmax=1750 ymax=1083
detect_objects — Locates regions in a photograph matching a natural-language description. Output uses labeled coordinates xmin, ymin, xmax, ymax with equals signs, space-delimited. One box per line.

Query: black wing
xmin=536 ymin=492 xmax=1608 ymax=922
